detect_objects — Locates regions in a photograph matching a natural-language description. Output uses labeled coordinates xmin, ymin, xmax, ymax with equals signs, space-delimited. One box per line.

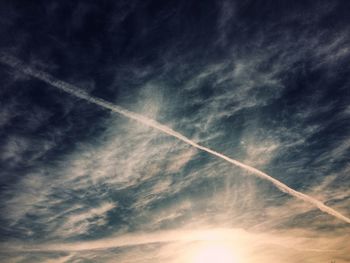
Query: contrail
xmin=1 ymin=54 xmax=349 ymax=224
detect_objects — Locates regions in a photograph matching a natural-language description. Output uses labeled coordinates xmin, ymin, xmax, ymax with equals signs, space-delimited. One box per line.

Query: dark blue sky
xmin=0 ymin=1 xmax=349 ymax=262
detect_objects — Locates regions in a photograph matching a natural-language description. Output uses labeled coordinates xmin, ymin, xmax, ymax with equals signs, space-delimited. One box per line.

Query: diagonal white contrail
xmin=1 ymin=54 xmax=349 ymax=224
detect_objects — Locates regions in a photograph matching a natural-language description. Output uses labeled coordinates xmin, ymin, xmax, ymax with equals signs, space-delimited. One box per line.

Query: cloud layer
xmin=0 ymin=0 xmax=349 ymax=262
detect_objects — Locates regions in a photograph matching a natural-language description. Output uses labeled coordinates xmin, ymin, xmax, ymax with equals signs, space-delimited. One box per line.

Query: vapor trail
xmin=1 ymin=54 xmax=349 ymax=224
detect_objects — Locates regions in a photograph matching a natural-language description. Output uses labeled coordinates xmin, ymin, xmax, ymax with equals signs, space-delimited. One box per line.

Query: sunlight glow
xmin=190 ymin=242 xmax=238 ymax=263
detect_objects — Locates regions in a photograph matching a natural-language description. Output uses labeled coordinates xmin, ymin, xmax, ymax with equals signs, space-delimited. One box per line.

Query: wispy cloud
xmin=1 ymin=54 xmax=349 ymax=224
xmin=0 ymin=3 xmax=349 ymax=261
xmin=54 ymin=202 xmax=117 ymax=237
xmin=3 ymin=227 xmax=349 ymax=262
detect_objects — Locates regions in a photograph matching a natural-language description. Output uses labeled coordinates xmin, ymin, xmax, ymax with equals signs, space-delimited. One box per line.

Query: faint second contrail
xmin=1 ymin=54 xmax=349 ymax=224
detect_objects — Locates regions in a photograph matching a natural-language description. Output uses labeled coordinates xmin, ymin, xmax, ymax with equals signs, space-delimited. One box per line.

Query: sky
xmin=0 ymin=1 xmax=349 ymax=262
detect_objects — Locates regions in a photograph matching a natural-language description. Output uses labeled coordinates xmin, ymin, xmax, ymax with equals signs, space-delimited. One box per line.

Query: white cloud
xmin=55 ymin=202 xmax=117 ymax=237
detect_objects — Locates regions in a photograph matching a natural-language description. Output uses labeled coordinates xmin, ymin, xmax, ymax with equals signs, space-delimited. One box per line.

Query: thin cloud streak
xmin=4 ymin=227 xmax=348 ymax=263
xmin=2 ymin=228 xmax=341 ymax=253
xmin=1 ymin=54 xmax=349 ymax=224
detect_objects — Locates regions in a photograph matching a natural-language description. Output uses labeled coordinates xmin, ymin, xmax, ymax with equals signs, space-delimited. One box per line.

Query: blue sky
xmin=0 ymin=1 xmax=349 ymax=262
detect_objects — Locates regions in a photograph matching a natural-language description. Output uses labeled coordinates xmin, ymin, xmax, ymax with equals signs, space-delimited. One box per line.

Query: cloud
xmin=2 ymin=227 xmax=349 ymax=263
xmin=1 ymin=3 xmax=350 ymax=261
xmin=54 ymin=202 xmax=117 ymax=237
xmin=3 ymin=55 xmax=349 ymax=224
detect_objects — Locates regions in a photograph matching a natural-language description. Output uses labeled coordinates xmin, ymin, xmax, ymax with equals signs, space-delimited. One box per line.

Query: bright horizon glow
xmin=190 ymin=242 xmax=238 ymax=263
